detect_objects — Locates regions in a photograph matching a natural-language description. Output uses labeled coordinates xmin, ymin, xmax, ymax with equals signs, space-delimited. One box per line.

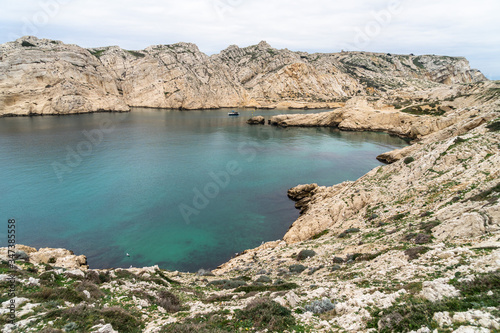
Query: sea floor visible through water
xmin=0 ymin=108 xmax=408 ymax=271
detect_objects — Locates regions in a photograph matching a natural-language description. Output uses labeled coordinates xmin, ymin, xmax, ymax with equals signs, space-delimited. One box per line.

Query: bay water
xmin=0 ymin=108 xmax=407 ymax=271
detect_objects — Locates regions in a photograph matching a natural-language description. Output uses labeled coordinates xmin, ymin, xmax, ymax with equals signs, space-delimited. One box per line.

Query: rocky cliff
xmin=0 ymin=36 xmax=486 ymax=116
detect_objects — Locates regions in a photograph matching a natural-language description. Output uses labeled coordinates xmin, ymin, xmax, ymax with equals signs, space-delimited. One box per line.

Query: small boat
xmin=228 ymin=110 xmax=239 ymax=116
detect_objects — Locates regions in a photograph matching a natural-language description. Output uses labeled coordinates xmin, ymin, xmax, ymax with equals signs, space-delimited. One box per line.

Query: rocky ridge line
xmin=0 ymin=36 xmax=486 ymax=116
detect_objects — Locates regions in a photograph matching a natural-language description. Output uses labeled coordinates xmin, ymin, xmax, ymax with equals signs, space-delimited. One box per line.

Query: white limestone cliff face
xmin=0 ymin=36 xmax=487 ymax=116
xmin=0 ymin=36 xmax=129 ymax=116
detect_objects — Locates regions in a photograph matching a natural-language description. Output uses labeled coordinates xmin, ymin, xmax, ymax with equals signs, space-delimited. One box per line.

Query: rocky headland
xmin=0 ymin=36 xmax=485 ymax=116
xmin=0 ymin=36 xmax=499 ymax=333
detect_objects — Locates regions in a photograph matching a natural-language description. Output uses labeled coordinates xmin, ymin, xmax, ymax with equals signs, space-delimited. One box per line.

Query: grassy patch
xmin=161 ymin=298 xmax=300 ymax=332
xmin=390 ymin=212 xmax=409 ymax=221
xmin=127 ymin=50 xmax=146 ymax=58
xmin=486 ymin=119 xmax=500 ymax=132
xmin=404 ymin=246 xmax=430 ymax=260
xmin=466 ymin=183 xmax=500 ymax=203
xmin=401 ymin=105 xmax=445 ymax=116
xmin=234 ymin=282 xmax=298 ymax=293
xmin=310 ymin=229 xmax=329 ymax=240
xmin=367 ymin=270 xmax=500 ymax=332
xmin=45 ymin=305 xmax=142 ymax=332
xmin=338 ymin=228 xmax=361 ymax=238
xmin=412 ymin=57 xmax=425 ymax=69
xmin=403 ymin=156 xmax=415 ymax=165
xmin=89 ymin=49 xmax=106 ymax=58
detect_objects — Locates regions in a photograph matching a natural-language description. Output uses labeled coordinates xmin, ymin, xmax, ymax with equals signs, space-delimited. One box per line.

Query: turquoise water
xmin=0 ymin=108 xmax=407 ymax=271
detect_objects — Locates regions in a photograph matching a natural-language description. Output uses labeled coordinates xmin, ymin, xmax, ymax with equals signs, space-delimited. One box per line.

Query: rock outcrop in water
xmin=0 ymin=36 xmax=486 ymax=116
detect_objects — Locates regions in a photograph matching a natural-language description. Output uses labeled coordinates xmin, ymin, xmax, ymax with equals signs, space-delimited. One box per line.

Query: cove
xmin=0 ymin=108 xmax=408 ymax=272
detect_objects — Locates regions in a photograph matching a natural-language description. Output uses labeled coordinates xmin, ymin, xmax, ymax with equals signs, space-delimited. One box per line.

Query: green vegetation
xmin=479 ymin=87 xmax=500 ymax=102
xmin=89 ymin=49 xmax=106 ymax=58
xmin=486 ymin=119 xmax=500 ymax=132
xmin=412 ymin=57 xmax=425 ymax=69
xmin=368 ymin=270 xmax=500 ymax=332
xmin=21 ymin=40 xmax=36 ymax=47
xmin=127 ymin=50 xmax=146 ymax=58
xmin=404 ymin=156 xmax=415 ymax=164
xmin=390 ymin=212 xmax=409 ymax=221
xmin=338 ymin=228 xmax=361 ymax=238
xmin=234 ymin=282 xmax=299 ymax=293
xmin=45 ymin=305 xmax=142 ymax=332
xmin=467 ymin=183 xmax=500 ymax=203
xmin=161 ymin=298 xmax=298 ymax=333
xmin=296 ymin=249 xmax=316 ymax=261
xmin=207 ymin=279 xmax=247 ymax=289
xmin=401 ymin=105 xmax=445 ymax=116
xmin=310 ymin=229 xmax=329 ymax=240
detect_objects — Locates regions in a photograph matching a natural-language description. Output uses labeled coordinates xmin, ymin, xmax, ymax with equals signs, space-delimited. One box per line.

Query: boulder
xmin=247 ymin=116 xmax=265 ymax=125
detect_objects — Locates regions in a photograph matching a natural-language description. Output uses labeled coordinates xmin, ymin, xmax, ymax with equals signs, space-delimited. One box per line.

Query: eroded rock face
xmin=0 ymin=36 xmax=486 ymax=116
xmin=0 ymin=36 xmax=129 ymax=116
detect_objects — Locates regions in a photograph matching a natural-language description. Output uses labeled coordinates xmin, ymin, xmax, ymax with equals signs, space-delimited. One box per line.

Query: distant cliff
xmin=0 ymin=36 xmax=486 ymax=116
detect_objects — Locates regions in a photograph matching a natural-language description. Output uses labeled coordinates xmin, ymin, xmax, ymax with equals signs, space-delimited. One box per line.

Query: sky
xmin=1 ymin=0 xmax=499 ymax=79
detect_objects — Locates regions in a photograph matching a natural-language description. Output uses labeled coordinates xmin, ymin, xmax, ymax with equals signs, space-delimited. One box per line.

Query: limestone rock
xmin=246 ymin=116 xmax=265 ymax=124
xmin=25 ymin=246 xmax=88 ymax=270
xmin=420 ymin=279 xmax=460 ymax=302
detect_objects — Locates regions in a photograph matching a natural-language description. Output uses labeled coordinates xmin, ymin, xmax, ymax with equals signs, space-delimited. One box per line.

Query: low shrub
xmin=30 ymin=286 xmax=85 ymax=304
xmin=368 ymin=271 xmax=500 ymax=332
xmin=289 ymin=264 xmax=307 ymax=273
xmin=256 ymin=275 xmax=272 ymax=283
xmin=21 ymin=40 xmax=36 ymax=47
xmin=161 ymin=299 xmax=296 ymax=332
xmin=14 ymin=251 xmax=29 ymax=261
xmin=234 ymin=282 xmax=298 ymax=293
xmin=157 ymin=290 xmax=182 ymax=313
xmin=404 ymin=246 xmax=430 ymax=260
xmin=75 ymin=281 xmax=104 ymax=300
xmin=85 ymin=270 xmax=111 ymax=284
xmin=305 ymin=297 xmax=335 ymax=314
xmin=296 ymin=249 xmax=316 ymax=261
xmin=207 ymin=279 xmax=247 ymax=289
xmin=237 ymin=298 xmax=296 ymax=331
xmin=310 ymin=229 xmax=329 ymax=239
xmin=404 ymin=156 xmax=415 ymax=164
xmin=486 ymin=120 xmax=500 ymax=132
xmin=46 ymin=305 xmax=142 ymax=332
xmin=338 ymin=228 xmax=360 ymax=238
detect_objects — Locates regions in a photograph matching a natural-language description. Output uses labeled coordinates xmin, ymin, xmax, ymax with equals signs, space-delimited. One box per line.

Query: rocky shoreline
xmin=1 ymin=78 xmax=499 ymax=332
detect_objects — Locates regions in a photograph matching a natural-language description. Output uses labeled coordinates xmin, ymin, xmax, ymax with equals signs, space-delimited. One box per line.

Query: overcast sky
xmin=1 ymin=0 xmax=498 ymax=79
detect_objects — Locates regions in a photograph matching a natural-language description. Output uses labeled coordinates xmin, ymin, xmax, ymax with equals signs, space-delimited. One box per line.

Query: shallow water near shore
xmin=0 ymin=108 xmax=408 ymax=271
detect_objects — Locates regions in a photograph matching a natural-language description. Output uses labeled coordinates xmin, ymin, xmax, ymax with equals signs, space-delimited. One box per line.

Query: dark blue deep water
xmin=0 ymin=108 xmax=407 ymax=271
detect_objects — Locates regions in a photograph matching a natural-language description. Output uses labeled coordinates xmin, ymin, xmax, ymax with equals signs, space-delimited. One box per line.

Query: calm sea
xmin=0 ymin=108 xmax=407 ymax=271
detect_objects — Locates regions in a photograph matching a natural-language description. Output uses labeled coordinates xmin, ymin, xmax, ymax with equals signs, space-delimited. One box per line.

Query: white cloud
xmin=1 ymin=0 xmax=499 ymax=78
